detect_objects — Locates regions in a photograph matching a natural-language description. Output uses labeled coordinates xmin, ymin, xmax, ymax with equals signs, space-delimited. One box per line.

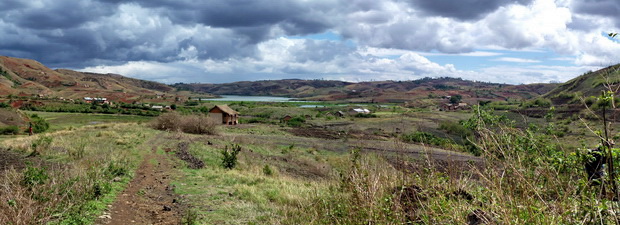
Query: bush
xmin=0 ymin=102 xmax=9 ymax=108
xmin=30 ymin=114 xmax=49 ymax=133
xmin=221 ymin=144 xmax=241 ymax=169
xmin=439 ymin=121 xmax=472 ymax=138
xmin=181 ymin=114 xmax=217 ymax=135
xmin=263 ymin=165 xmax=273 ymax=176
xmin=151 ymin=112 xmax=182 ymax=131
xmin=151 ymin=112 xmax=218 ymax=135
xmin=21 ymin=165 xmax=48 ymax=187
xmin=354 ymin=113 xmax=377 ymax=118
xmin=0 ymin=126 xmax=19 ymax=135
xmin=287 ymin=116 xmax=306 ymax=127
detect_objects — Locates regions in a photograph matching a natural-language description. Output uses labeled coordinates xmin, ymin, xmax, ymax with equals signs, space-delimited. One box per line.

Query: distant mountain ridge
xmin=0 ymin=55 xmax=563 ymax=104
xmin=174 ymin=77 xmax=558 ymax=103
xmin=0 ymin=56 xmax=178 ymax=102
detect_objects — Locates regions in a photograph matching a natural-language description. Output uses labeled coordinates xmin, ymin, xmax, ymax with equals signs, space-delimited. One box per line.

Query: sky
xmin=1 ymin=0 xmax=620 ymax=84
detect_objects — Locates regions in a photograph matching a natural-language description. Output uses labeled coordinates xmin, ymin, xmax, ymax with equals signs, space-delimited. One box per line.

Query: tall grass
xmin=282 ymin=106 xmax=619 ymax=224
xmin=0 ymin=123 xmax=151 ymax=224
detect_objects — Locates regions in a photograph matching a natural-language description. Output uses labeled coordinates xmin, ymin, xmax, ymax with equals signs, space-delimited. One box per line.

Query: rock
xmin=163 ymin=205 xmax=172 ymax=211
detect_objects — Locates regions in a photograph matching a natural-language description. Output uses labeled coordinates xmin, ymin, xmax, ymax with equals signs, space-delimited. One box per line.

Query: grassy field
xmin=1 ymin=101 xmax=619 ymax=224
xmin=21 ymin=111 xmax=153 ymax=131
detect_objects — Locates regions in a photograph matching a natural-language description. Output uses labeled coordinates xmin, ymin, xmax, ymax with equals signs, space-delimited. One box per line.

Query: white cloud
xmin=494 ymin=57 xmax=541 ymax=63
xmin=5 ymin=0 xmax=620 ymax=84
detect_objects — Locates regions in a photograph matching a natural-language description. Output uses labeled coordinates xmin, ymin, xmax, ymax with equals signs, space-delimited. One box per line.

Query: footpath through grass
xmin=0 ymin=123 xmax=156 ymax=224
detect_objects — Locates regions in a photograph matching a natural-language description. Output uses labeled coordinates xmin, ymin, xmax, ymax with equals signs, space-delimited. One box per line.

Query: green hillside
xmin=544 ymin=64 xmax=620 ymax=101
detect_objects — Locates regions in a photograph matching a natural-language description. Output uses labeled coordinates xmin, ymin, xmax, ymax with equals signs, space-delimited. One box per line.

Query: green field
xmin=22 ymin=111 xmax=153 ymax=131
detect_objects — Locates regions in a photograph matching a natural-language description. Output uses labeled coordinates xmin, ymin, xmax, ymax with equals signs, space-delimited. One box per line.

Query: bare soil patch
xmin=175 ymin=142 xmax=204 ymax=169
xmin=0 ymin=147 xmax=40 ymax=173
xmin=97 ymin=145 xmax=186 ymax=224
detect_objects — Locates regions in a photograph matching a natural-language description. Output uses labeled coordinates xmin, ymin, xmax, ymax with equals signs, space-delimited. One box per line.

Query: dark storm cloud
xmin=406 ymin=0 xmax=533 ymax=20
xmin=572 ymin=0 xmax=620 ymax=17
xmin=571 ymin=0 xmax=620 ymax=28
xmin=123 ymin=0 xmax=334 ymax=38
xmin=4 ymin=0 xmax=115 ymax=29
xmin=0 ymin=0 xmax=340 ymax=68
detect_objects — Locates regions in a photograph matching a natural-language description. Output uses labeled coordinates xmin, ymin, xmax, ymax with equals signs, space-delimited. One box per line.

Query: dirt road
xmin=97 ymin=146 xmax=185 ymax=225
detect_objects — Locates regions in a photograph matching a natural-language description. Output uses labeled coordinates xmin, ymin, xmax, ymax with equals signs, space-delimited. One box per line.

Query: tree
xmin=449 ymin=95 xmax=462 ymax=104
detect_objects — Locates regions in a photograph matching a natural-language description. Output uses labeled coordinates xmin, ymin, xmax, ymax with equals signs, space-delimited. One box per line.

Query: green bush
xmin=263 ymin=165 xmax=273 ymax=176
xmin=0 ymin=126 xmax=19 ymax=135
xmin=30 ymin=114 xmax=50 ymax=133
xmin=221 ymin=144 xmax=241 ymax=169
xmin=287 ymin=116 xmax=306 ymax=127
xmin=439 ymin=121 xmax=472 ymax=138
xmin=21 ymin=165 xmax=48 ymax=187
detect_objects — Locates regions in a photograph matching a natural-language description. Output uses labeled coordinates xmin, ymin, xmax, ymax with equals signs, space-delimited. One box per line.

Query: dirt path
xmin=97 ymin=145 xmax=185 ymax=224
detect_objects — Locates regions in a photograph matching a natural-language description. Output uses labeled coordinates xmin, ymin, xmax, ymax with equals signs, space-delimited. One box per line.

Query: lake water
xmin=198 ymin=95 xmax=294 ymax=102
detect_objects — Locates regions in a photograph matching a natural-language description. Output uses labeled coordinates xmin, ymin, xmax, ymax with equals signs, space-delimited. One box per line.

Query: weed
xmin=30 ymin=135 xmax=53 ymax=156
xmin=181 ymin=209 xmax=199 ymax=225
xmin=69 ymin=139 xmax=87 ymax=159
xmin=263 ymin=165 xmax=273 ymax=176
xmin=21 ymin=165 xmax=48 ymax=187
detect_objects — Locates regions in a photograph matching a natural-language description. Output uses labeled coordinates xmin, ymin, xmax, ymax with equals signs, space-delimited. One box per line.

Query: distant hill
xmin=543 ymin=64 xmax=620 ymax=103
xmin=175 ymin=77 xmax=558 ymax=103
xmin=0 ymin=56 xmax=184 ymax=103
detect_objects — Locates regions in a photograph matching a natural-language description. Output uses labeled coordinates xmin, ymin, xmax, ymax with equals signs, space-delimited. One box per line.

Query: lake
xmin=198 ymin=95 xmax=295 ymax=102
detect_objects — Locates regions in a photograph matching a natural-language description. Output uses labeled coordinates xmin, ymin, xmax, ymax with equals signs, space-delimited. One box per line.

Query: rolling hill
xmin=543 ymin=64 xmax=620 ymax=103
xmin=0 ymin=56 xmax=183 ymax=103
xmin=174 ymin=77 xmax=558 ymax=103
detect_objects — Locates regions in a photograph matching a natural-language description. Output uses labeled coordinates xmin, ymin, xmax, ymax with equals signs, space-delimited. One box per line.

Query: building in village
xmin=84 ymin=97 xmax=109 ymax=104
xmin=349 ymin=108 xmax=371 ymax=115
xmin=209 ymin=105 xmax=239 ymax=125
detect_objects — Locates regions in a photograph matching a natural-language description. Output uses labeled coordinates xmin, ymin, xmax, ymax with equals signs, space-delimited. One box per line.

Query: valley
xmin=0 ymin=56 xmax=620 ymax=224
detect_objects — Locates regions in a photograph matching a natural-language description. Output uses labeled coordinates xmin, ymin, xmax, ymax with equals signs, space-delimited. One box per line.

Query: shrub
xmin=151 ymin=112 xmax=218 ymax=135
xmin=0 ymin=102 xmax=9 ymax=108
xmin=354 ymin=113 xmax=377 ymax=118
xmin=30 ymin=114 xmax=50 ymax=133
xmin=151 ymin=111 xmax=181 ymax=131
xmin=287 ymin=116 xmax=306 ymax=127
xmin=0 ymin=126 xmax=19 ymax=135
xmin=263 ymin=165 xmax=273 ymax=176
xmin=21 ymin=165 xmax=48 ymax=187
xmin=181 ymin=114 xmax=217 ymax=135
xmin=439 ymin=121 xmax=472 ymax=138
xmin=221 ymin=144 xmax=241 ymax=169
xmin=31 ymin=136 xmax=53 ymax=156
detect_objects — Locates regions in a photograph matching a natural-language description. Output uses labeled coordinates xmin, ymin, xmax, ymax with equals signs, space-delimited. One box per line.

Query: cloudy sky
xmin=1 ymin=0 xmax=620 ymax=84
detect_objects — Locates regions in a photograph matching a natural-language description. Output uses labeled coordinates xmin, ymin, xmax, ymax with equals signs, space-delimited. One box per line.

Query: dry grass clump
xmin=283 ymin=107 xmax=619 ymax=224
xmin=151 ymin=112 xmax=217 ymax=135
